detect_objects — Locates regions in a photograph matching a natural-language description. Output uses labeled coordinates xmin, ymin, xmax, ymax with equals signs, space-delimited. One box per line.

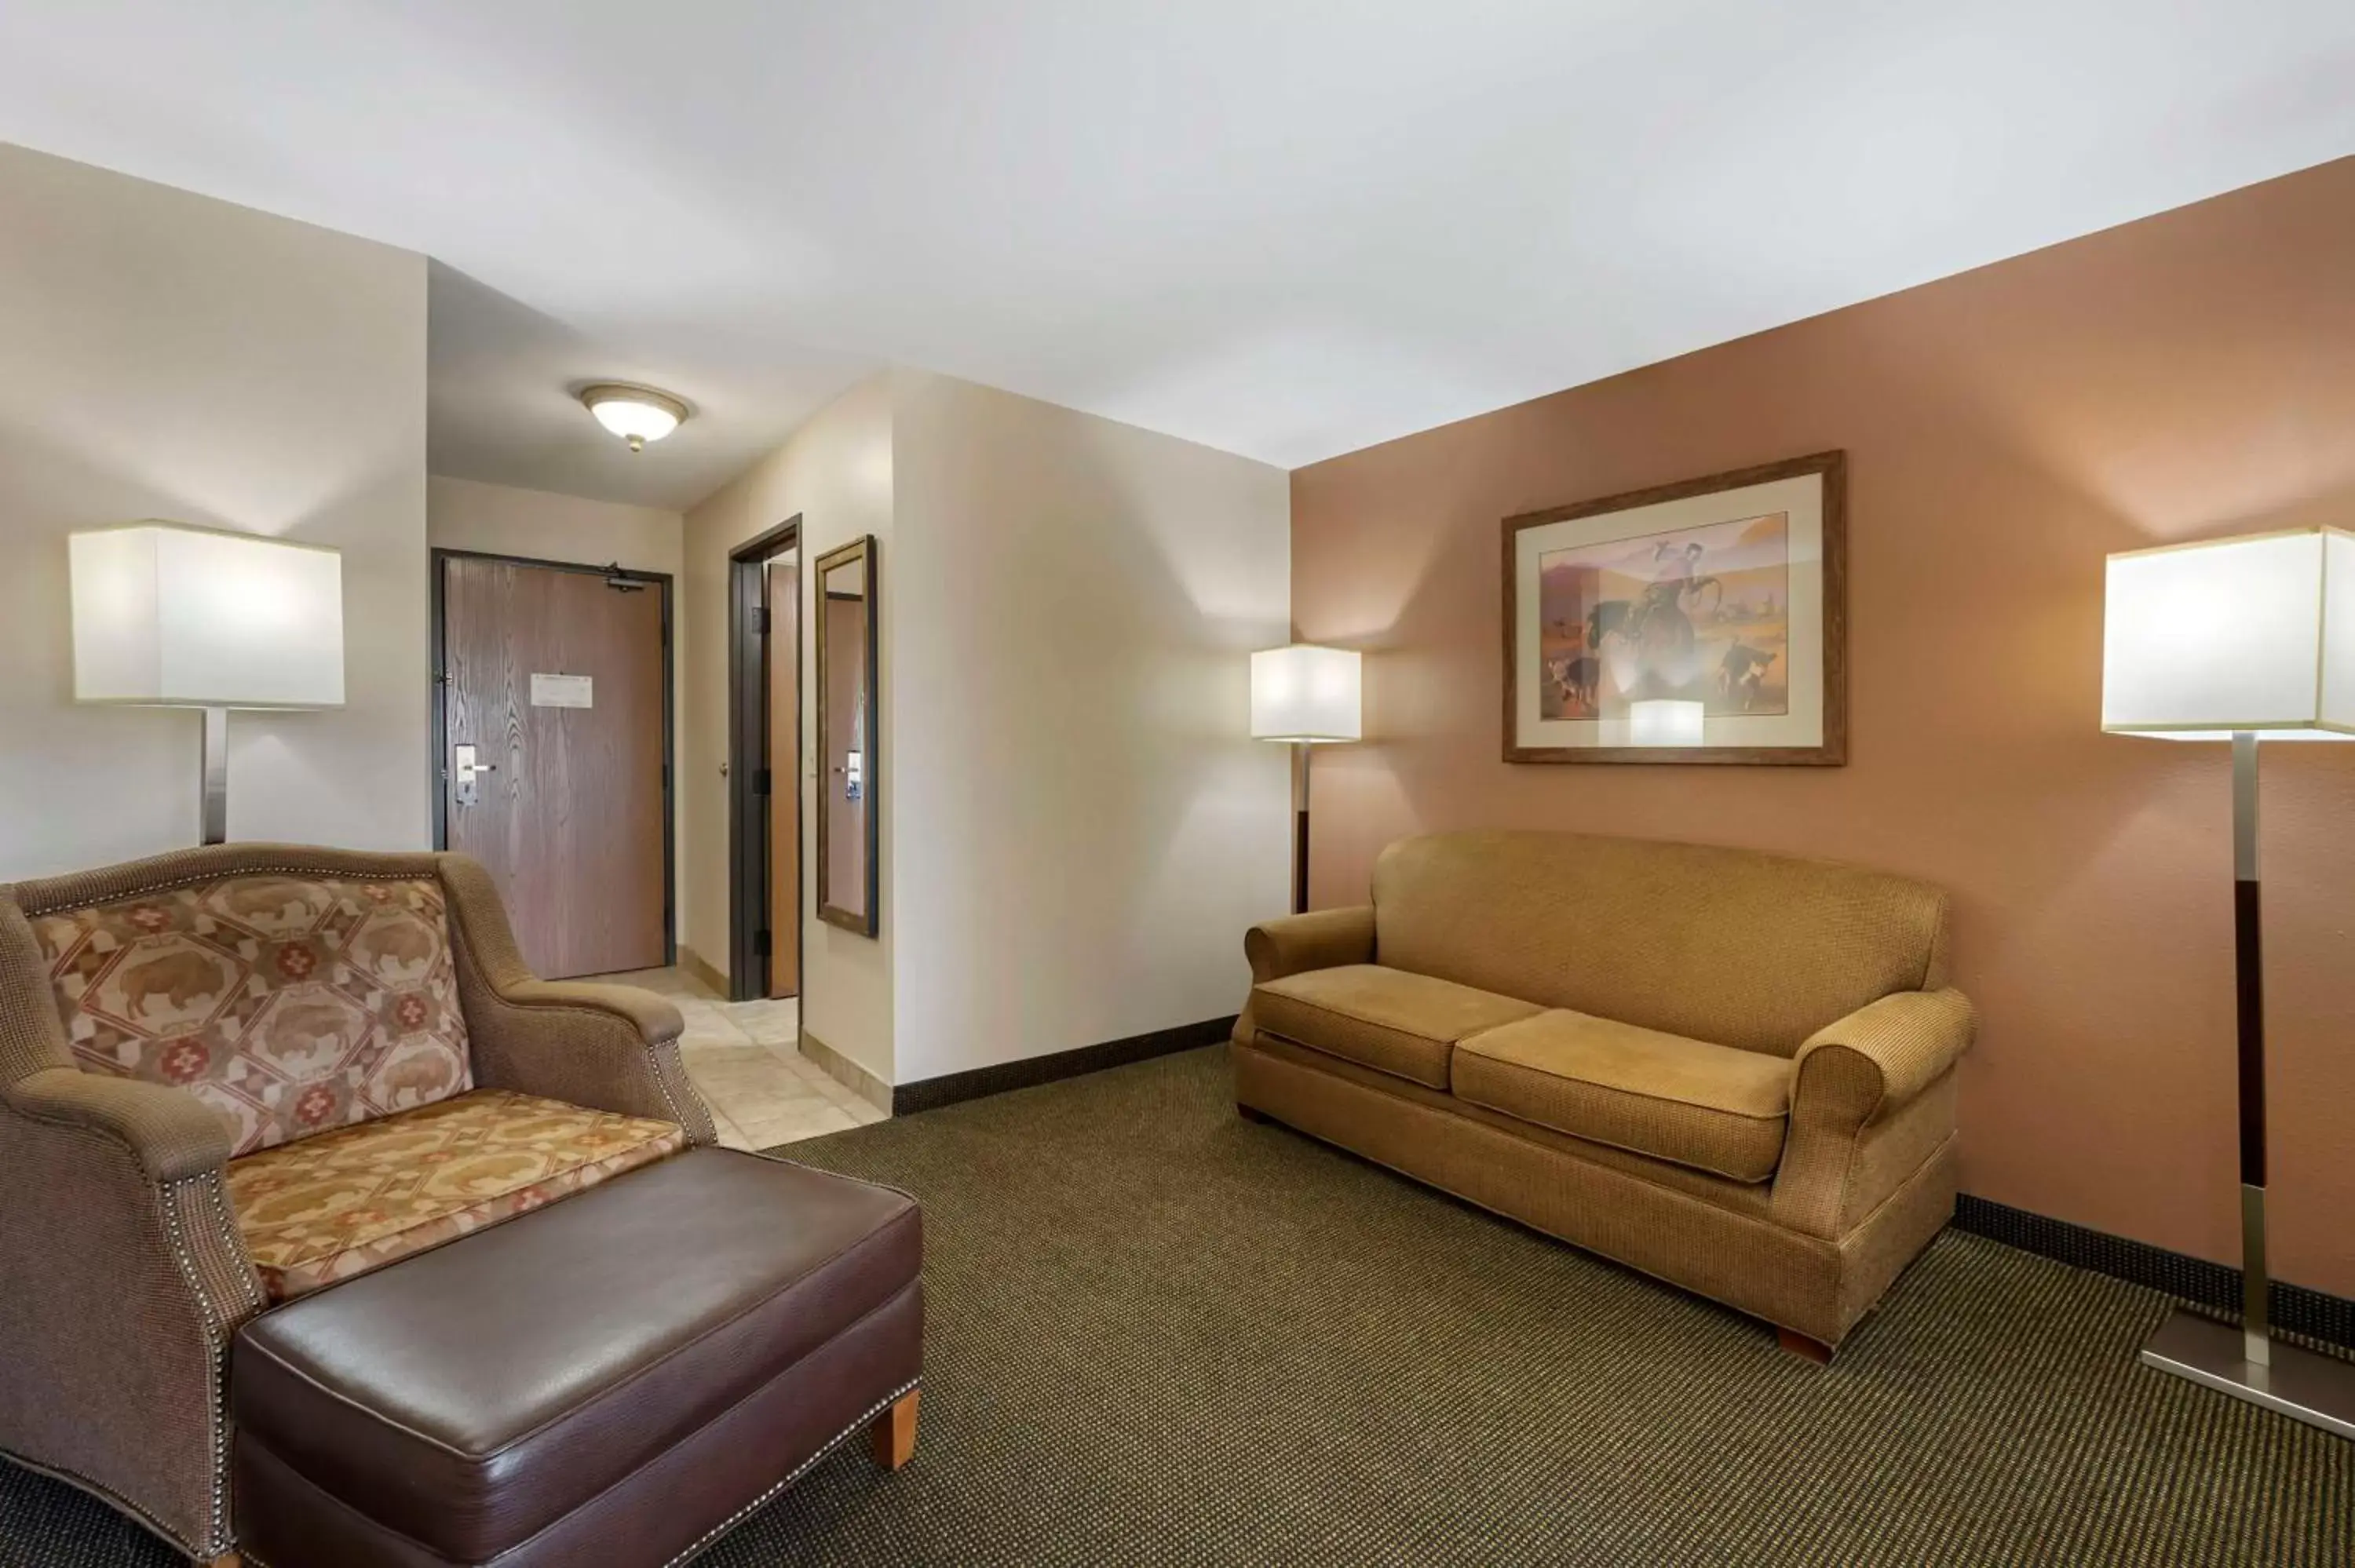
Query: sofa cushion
xmin=227 ymin=1088 xmax=683 ymax=1301
xmin=1253 ymin=965 xmax=1541 ymax=1089
xmin=1453 ymin=1009 xmax=1790 ymax=1182
xmin=31 ymin=873 xmax=474 ymax=1156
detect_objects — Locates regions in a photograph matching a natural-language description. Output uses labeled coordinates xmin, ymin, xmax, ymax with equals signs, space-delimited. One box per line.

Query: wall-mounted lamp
xmin=69 ymin=523 xmax=345 ymax=844
xmin=581 ymin=383 xmax=690 ymax=452
xmin=1251 ymin=644 xmax=1362 ymax=913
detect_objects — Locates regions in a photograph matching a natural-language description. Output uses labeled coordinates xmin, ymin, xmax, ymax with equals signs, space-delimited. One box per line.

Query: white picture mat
xmin=1513 ymin=472 xmax=1825 ymax=750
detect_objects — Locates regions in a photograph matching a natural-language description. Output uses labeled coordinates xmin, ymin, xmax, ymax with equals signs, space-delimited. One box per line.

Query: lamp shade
xmin=1251 ymin=644 xmax=1361 ymax=742
xmin=70 ymin=523 xmax=345 ymax=708
xmin=2102 ymin=528 xmax=2355 ymax=741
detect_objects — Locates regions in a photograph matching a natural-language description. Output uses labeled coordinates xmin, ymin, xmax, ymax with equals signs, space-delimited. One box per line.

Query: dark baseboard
xmin=893 ymin=1016 xmax=1237 ymax=1116
xmin=1955 ymin=1193 xmax=2355 ymax=1354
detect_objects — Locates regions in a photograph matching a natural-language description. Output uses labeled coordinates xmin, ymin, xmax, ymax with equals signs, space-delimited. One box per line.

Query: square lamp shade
xmin=1251 ymin=644 xmax=1361 ymax=742
xmin=70 ymin=523 xmax=345 ymax=708
xmin=2102 ymin=528 xmax=2355 ymax=739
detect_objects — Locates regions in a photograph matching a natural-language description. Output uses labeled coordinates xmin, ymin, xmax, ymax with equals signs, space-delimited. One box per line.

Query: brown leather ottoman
xmin=227 ymin=1148 xmax=922 ymax=1568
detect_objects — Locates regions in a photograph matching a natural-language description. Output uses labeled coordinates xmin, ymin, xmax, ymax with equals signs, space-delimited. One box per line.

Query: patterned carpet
xmin=5 ymin=1045 xmax=2351 ymax=1566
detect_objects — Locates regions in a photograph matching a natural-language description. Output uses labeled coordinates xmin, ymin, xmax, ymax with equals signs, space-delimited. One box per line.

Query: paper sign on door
xmin=530 ymin=673 xmax=593 ymax=709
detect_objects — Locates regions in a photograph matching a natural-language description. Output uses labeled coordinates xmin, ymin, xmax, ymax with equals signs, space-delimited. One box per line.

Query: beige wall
xmin=427 ymin=474 xmax=681 ymax=578
xmin=0 ymin=143 xmax=429 ymax=879
xmin=683 ymin=374 xmax=895 ymax=1081
xmin=889 ymin=372 xmax=1291 ymax=1086
xmin=1289 ymin=155 xmax=2355 ymax=1296
xmin=428 ymin=475 xmax=687 ymax=939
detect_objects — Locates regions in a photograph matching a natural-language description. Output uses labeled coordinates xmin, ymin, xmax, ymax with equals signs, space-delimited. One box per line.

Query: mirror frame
xmin=813 ymin=534 xmax=880 ymax=936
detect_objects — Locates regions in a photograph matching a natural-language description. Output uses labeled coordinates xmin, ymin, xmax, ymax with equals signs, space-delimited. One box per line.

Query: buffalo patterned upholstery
xmin=29 ymin=874 xmax=695 ymax=1304
xmin=226 ymin=1088 xmax=685 ymax=1301
xmin=31 ymin=875 xmax=474 ymax=1156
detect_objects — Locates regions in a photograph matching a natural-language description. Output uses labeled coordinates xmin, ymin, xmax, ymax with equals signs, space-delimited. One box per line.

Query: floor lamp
xmin=70 ymin=523 xmax=346 ymax=844
xmin=1251 ymin=645 xmax=1361 ymax=914
xmin=2101 ymin=527 xmax=2355 ymax=1440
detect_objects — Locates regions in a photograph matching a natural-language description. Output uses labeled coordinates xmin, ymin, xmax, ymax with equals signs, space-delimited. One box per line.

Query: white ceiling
xmin=2 ymin=2 xmax=2351 ymax=509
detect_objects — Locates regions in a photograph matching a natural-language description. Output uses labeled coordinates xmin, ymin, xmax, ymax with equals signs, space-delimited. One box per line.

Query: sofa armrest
xmin=1791 ymin=988 xmax=1976 ymax=1121
xmin=4 ymin=1067 xmax=233 ymax=1183
xmin=437 ymin=855 xmax=719 ymax=1147
xmin=1772 ymin=988 xmax=1976 ymax=1239
xmin=1243 ymin=906 xmax=1377 ymax=985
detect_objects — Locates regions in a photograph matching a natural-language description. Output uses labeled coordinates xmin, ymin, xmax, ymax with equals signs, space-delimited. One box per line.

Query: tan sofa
xmin=1232 ymin=830 xmax=1973 ymax=1356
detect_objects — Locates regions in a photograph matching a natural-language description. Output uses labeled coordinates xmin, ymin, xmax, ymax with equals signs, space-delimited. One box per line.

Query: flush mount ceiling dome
xmin=580 ymin=383 xmax=689 ymax=452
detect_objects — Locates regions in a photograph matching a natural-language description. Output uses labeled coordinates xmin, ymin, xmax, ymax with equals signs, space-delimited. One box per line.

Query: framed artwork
xmin=1502 ymin=450 xmax=1846 ymax=764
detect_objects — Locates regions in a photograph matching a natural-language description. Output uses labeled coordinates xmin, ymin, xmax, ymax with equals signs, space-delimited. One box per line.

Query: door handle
xmin=452 ymin=744 xmax=498 ymax=805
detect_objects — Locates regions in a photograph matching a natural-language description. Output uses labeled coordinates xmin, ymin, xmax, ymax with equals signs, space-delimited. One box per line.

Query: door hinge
xmin=754 ymin=929 xmax=772 ymax=958
xmin=750 ymin=606 xmax=770 ymax=633
xmin=754 ymin=768 xmax=772 ymax=796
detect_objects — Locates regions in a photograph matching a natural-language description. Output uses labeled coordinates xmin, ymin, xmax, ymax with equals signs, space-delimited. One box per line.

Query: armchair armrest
xmin=4 ymin=1067 xmax=233 ymax=1183
xmin=437 ymin=855 xmax=718 ymax=1147
xmin=1244 ymin=905 xmax=1377 ymax=984
xmin=1772 ymin=987 xmax=1976 ymax=1239
xmin=490 ymin=978 xmax=686 ymax=1045
xmin=0 ymin=1072 xmax=260 ymax=1558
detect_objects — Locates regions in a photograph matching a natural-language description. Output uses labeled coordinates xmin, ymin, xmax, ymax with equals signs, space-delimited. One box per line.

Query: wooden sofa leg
xmin=1776 ymin=1326 xmax=1835 ymax=1365
xmin=870 ymin=1389 xmax=919 ymax=1470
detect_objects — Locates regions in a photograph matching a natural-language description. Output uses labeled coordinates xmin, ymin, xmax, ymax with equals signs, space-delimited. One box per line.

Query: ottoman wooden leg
xmin=870 ymin=1389 xmax=919 ymax=1470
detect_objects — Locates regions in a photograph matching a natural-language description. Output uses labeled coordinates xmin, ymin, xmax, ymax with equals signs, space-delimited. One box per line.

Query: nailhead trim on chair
xmin=660 ymin=1377 xmax=922 ymax=1568
xmin=155 ymin=1174 xmax=236 ymax=1560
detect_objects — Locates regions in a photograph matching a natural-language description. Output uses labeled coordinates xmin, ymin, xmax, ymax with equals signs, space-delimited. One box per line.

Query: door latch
xmin=453 ymin=743 xmax=498 ymax=806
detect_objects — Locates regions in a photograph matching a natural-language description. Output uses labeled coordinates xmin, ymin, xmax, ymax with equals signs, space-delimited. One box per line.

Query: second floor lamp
xmin=1251 ymin=644 xmax=1361 ymax=913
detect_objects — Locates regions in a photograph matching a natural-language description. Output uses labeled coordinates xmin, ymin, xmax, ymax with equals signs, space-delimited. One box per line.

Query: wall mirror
xmin=815 ymin=535 xmax=878 ymax=935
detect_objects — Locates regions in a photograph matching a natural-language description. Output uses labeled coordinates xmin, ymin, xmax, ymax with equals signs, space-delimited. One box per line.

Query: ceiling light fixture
xmin=580 ymin=383 xmax=689 ymax=452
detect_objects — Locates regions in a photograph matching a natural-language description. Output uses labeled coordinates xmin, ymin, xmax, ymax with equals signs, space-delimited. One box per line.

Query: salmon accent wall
xmin=1290 ymin=155 xmax=2355 ymax=1297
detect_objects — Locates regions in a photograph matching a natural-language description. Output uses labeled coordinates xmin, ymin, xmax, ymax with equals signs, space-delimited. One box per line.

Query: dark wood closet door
xmin=765 ymin=557 xmax=801 ymax=998
xmin=442 ymin=556 xmax=668 ymax=979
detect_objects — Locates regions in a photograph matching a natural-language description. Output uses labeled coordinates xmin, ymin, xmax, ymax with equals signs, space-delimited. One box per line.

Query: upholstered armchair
xmin=0 ymin=844 xmax=717 ymax=1565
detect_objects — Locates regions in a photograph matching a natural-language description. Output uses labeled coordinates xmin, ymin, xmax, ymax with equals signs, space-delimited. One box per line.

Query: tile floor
xmin=593 ymin=966 xmax=889 ymax=1150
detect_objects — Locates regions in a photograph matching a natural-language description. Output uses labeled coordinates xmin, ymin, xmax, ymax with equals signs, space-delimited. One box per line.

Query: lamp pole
xmin=1292 ymin=740 xmax=1311 ymax=914
xmin=2135 ymin=727 xmax=2354 ymax=1439
xmin=200 ymin=706 xmax=229 ymax=846
xmin=2229 ymin=731 xmax=2269 ymax=1367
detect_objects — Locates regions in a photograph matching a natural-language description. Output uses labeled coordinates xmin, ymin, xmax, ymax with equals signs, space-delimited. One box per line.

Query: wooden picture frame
xmin=1502 ymin=450 xmax=1846 ymax=765
xmin=814 ymin=534 xmax=880 ymax=935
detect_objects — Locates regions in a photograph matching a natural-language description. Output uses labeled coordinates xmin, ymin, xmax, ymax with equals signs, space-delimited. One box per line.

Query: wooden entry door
xmin=440 ymin=555 xmax=670 ymax=979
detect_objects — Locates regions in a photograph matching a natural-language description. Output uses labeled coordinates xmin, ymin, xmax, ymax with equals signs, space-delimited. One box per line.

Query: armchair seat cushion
xmin=1252 ymin=965 xmax=1542 ymax=1088
xmin=226 ymin=1088 xmax=683 ymax=1301
xmin=1453 ymin=1010 xmax=1791 ymax=1183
